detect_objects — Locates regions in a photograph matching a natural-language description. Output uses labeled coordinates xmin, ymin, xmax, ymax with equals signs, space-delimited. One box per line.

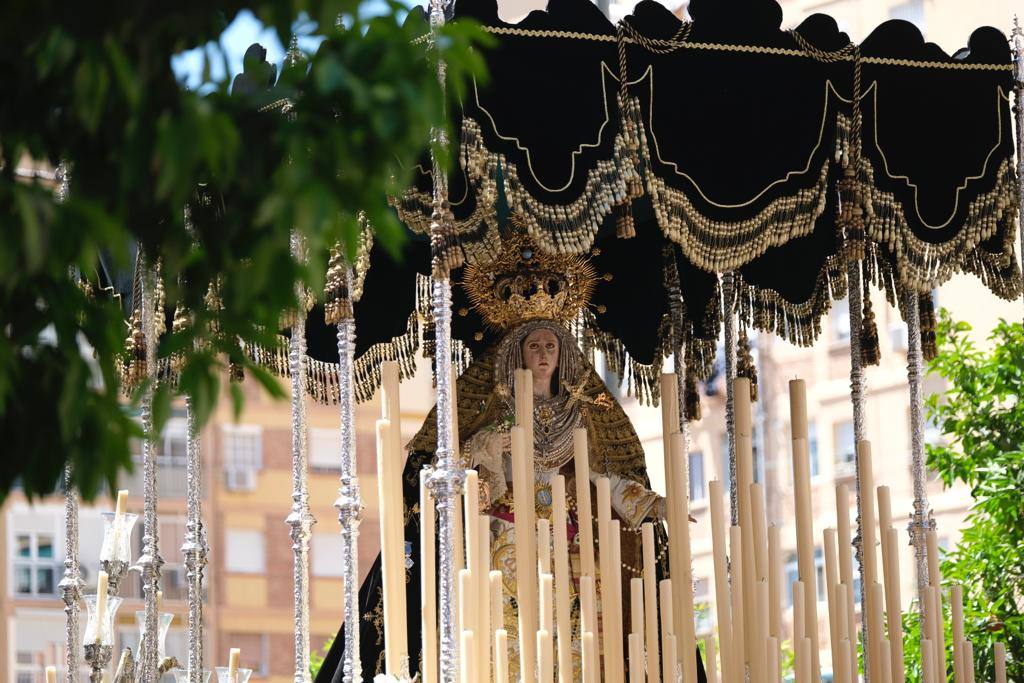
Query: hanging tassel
xmin=430 ymin=200 xmax=464 ymax=277
xmin=736 ymin=327 xmax=758 ymax=402
xmin=170 ymin=303 xmax=190 ymax=373
xmin=123 ymin=309 xmax=147 ymax=391
xmin=614 ymin=201 xmax=636 ymax=239
xmin=683 ymin=369 xmax=702 ymax=422
xmin=324 ymin=243 xmax=353 ymax=325
xmin=204 ymin=279 xmax=223 ymax=336
xmin=838 ymin=166 xmax=866 ymax=261
xmin=860 ymin=268 xmax=881 ymax=366
xmin=860 ymin=295 xmax=881 ymax=366
xmin=919 ymin=292 xmax=937 ymax=362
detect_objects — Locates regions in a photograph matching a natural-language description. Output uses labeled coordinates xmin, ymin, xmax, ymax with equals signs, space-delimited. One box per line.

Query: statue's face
xmin=522 ymin=328 xmax=560 ymax=391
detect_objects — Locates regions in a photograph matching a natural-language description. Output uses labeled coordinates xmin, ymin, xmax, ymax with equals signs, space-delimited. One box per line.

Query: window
xmin=688 ymin=451 xmax=706 ymax=503
xmin=129 ymin=418 xmax=188 ymax=467
xmin=785 ymin=553 xmax=800 ymax=607
xmin=831 ymin=298 xmax=851 ymax=343
xmin=225 ymin=529 xmax=266 ymax=573
xmin=13 ymin=532 xmax=57 ymax=597
xmin=808 ymin=421 xmax=820 ymax=479
xmin=309 ymin=427 xmax=341 ymax=471
xmin=312 ymin=533 xmax=344 ymax=578
xmin=694 ymin=577 xmax=711 ymax=634
xmin=223 ymin=425 xmax=262 ymax=491
xmin=814 ymin=547 xmax=826 ymax=602
xmin=784 ymin=549 xmax=826 ymax=605
xmin=834 ymin=420 xmax=856 ymax=475
xmin=889 ymin=0 xmax=925 ymax=32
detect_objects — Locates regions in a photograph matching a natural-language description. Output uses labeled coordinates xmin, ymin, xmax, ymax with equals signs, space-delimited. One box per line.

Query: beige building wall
xmin=1 ymin=356 xmax=435 ymax=683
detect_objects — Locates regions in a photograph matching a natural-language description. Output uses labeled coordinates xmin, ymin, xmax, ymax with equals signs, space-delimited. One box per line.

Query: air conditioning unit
xmin=225 ymin=468 xmax=256 ymax=492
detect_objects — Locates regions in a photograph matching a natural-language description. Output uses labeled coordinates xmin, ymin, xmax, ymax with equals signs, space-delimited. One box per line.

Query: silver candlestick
xmin=287 ymin=230 xmax=316 ymax=683
xmin=903 ymin=286 xmax=934 ymax=649
xmin=334 ymin=266 xmax=363 ymax=683
xmin=425 ymin=0 xmax=462 ymax=679
xmin=83 ymin=593 xmax=123 ymax=683
xmin=137 ymin=261 xmax=164 ymax=683
xmin=182 ymin=393 xmax=208 ymax=683
xmin=59 ymin=463 xmax=85 ymax=683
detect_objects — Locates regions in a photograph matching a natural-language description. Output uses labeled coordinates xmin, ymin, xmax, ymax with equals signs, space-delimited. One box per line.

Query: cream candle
xmin=823 ymin=529 xmax=840 ymax=676
xmin=582 ymin=632 xmax=597 ymax=683
xmin=768 ymin=525 xmax=782 ymax=641
xmin=46 ymin=666 xmax=56 ymax=683
xmin=670 ymin=433 xmax=697 ymax=683
xmin=629 ymin=633 xmax=644 ymax=683
xmin=537 ymin=630 xmax=553 ymax=683
xmin=857 ymin=442 xmax=879 ymax=678
xmin=609 ymin=521 xmax=626 ymax=683
xmin=630 ymin=577 xmax=644 ymax=639
xmin=573 ymin=429 xmax=596 ymax=580
xmin=705 ymin=635 xmax=719 ymax=683
xmin=730 ymin=526 xmax=746 ymax=683
xmin=376 ymin=418 xmax=406 ymax=671
xmin=420 ymin=471 xmax=437 ymax=683
xmin=641 ymin=523 xmax=661 ymax=683
xmin=537 ymin=518 xmax=551 ymax=576
xmin=663 ymin=634 xmax=678 ymax=683
xmin=659 ymin=580 xmax=674 ymax=683
xmin=227 ymin=648 xmax=241 ymax=683
xmin=552 ymin=476 xmax=571 ymax=683
xmin=709 ymin=481 xmax=734 ymax=683
xmin=791 ymin=436 xmax=821 ymax=679
xmin=660 ymin=374 xmax=684 ymax=653
xmin=880 ymin=504 xmax=906 ymax=683
xmin=496 ymin=630 xmax=509 ymax=683
xmin=95 ymin=570 xmax=109 ymax=644
xmin=994 ymin=642 xmax=1007 ymax=683
xmin=461 ymin=631 xmax=475 ymax=683
xmin=596 ymin=477 xmax=615 ymax=674
xmin=539 ymin=573 xmax=554 ymax=635
xmin=510 ymin=423 xmax=537 ymax=683
xmin=962 ymin=641 xmax=975 ymax=683
xmin=951 ymin=583 xmax=965 ymax=683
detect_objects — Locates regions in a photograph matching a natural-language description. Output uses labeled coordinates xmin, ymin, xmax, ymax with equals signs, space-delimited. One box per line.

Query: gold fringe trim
xmin=837 ymin=114 xmax=1022 ymax=297
xmin=646 ymin=161 xmax=831 ymax=273
xmin=735 ymin=252 xmax=849 ymax=348
xmin=458 ymin=95 xmax=645 ymax=255
xmin=388 ymin=183 xmax=502 ymax=265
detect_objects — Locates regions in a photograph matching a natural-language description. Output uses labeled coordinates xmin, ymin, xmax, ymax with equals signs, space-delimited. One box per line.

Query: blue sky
xmin=171 ymin=3 xmax=417 ymax=91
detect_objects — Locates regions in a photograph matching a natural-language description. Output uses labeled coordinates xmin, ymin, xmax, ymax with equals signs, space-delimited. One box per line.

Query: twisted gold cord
xmin=471 ymin=24 xmax=1012 ymax=71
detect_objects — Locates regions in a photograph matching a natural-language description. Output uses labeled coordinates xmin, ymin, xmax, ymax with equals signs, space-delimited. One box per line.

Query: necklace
xmin=531 ymin=393 xmax=582 ymax=470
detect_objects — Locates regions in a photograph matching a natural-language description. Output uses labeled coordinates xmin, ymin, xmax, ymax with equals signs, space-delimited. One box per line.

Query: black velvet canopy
xmin=343 ymin=0 xmax=1020 ymax=404
xmin=110 ymin=0 xmax=1017 ymax=406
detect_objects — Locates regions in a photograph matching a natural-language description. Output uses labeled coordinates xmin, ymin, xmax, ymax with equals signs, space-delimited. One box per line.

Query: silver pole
xmin=56 ymin=164 xmax=84 ymax=683
xmin=334 ymin=267 xmax=362 ymax=683
xmin=182 ymin=394 xmax=207 ymax=683
xmin=138 ymin=260 xmax=164 ymax=683
xmin=59 ymin=463 xmax=83 ymax=683
xmin=287 ymin=231 xmax=316 ymax=683
xmin=903 ymin=287 xmax=932 ymax=647
xmin=846 ymin=259 xmax=871 ymax=681
xmin=722 ymin=272 xmax=738 ymax=525
xmin=1013 ymin=18 xmax=1024 ymax=325
xmin=425 ymin=0 xmax=462 ymax=680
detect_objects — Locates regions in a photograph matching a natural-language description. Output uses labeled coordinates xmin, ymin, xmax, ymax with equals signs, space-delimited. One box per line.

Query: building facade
xmin=1 ymin=359 xmax=437 ymax=683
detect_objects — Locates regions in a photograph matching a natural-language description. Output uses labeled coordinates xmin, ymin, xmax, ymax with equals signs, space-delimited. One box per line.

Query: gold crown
xmin=462 ymin=231 xmax=598 ymax=331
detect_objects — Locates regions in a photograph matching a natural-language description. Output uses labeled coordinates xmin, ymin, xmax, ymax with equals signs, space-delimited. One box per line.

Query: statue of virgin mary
xmin=315 ymin=232 xmax=706 ymax=682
